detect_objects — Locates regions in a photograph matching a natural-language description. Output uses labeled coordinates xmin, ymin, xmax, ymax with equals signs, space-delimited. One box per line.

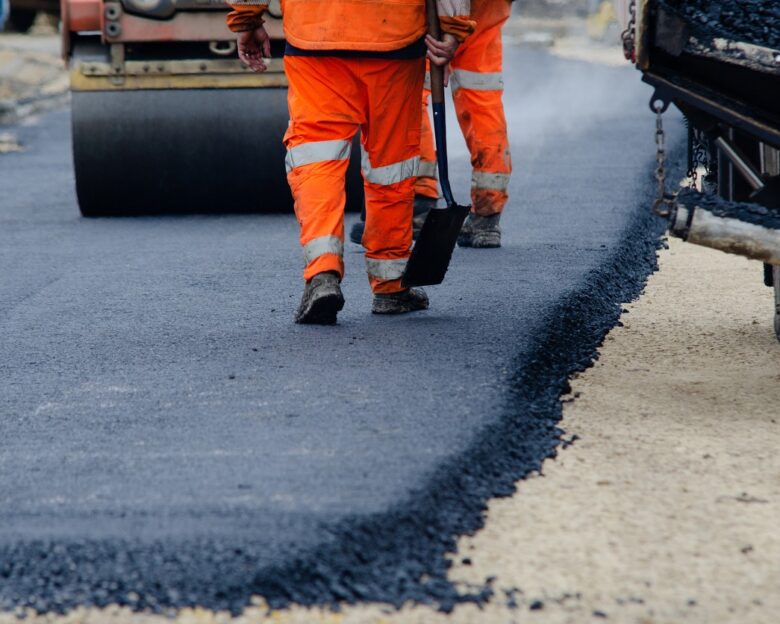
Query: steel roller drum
xmin=71 ymin=84 xmax=364 ymax=216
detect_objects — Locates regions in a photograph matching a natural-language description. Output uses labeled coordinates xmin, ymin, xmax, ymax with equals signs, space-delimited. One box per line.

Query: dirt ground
xmin=4 ymin=236 xmax=779 ymax=624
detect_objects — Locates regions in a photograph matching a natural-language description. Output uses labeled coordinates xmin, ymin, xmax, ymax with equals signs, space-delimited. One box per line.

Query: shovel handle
xmin=425 ymin=0 xmax=445 ymax=105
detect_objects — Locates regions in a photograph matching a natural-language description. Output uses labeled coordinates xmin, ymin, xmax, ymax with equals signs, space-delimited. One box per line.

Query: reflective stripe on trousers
xmin=423 ymin=69 xmax=504 ymax=93
xmin=418 ymin=159 xmax=437 ymax=179
xmin=361 ymin=148 xmax=420 ymax=186
xmin=285 ymin=139 xmax=352 ymax=173
xmin=365 ymin=257 xmax=407 ymax=281
xmin=303 ymin=235 xmax=344 ymax=265
xmin=471 ymin=170 xmax=510 ymax=193
xmin=450 ymin=70 xmax=504 ymax=92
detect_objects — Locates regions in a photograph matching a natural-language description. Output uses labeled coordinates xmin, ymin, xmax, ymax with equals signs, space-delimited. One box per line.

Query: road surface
xmin=0 ymin=47 xmax=683 ymax=614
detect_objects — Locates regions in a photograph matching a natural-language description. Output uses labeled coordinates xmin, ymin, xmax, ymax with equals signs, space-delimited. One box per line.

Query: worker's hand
xmin=426 ymin=33 xmax=459 ymax=68
xmin=238 ymin=26 xmax=271 ymax=73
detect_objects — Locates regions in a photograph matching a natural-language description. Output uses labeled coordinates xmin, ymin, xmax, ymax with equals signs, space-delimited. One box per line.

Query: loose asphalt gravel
xmin=0 ymin=48 xmax=684 ymax=615
xmin=662 ymin=0 xmax=780 ymax=49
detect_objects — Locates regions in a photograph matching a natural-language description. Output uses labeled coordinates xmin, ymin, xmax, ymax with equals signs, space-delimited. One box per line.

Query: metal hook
xmin=649 ymin=92 xmax=671 ymax=114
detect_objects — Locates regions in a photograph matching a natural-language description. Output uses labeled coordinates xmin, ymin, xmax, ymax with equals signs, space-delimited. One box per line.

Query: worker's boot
xmin=372 ymin=288 xmax=429 ymax=315
xmin=349 ymin=195 xmax=435 ymax=245
xmin=457 ymin=213 xmax=502 ymax=248
xmin=295 ymin=271 xmax=345 ymax=325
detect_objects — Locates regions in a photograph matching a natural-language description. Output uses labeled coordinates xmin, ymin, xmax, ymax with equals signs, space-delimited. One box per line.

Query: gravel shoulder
xmin=7 ymin=237 xmax=778 ymax=624
xmin=444 ymin=237 xmax=780 ymax=623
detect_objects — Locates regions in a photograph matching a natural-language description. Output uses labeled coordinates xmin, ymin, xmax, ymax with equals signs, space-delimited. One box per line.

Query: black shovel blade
xmin=402 ymin=203 xmax=470 ymax=287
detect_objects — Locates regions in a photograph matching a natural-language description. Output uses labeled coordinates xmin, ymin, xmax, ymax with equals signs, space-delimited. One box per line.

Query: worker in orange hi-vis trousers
xmin=349 ymin=0 xmax=512 ymax=249
xmin=227 ymin=0 xmax=474 ymax=325
xmin=420 ymin=0 xmax=512 ymax=248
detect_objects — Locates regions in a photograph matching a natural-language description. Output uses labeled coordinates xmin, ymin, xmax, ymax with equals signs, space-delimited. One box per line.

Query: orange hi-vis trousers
xmin=284 ymin=55 xmax=425 ymax=294
xmin=416 ymin=0 xmax=512 ymax=216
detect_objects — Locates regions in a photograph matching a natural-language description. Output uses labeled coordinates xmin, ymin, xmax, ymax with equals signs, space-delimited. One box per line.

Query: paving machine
xmin=61 ymin=0 xmax=362 ymax=216
xmin=619 ymin=0 xmax=780 ymax=339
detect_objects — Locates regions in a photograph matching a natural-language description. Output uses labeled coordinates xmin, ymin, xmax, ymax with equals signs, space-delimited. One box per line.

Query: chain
xmin=652 ymin=103 xmax=676 ymax=218
xmin=622 ymin=0 xmax=637 ymax=61
xmin=686 ymin=127 xmax=709 ymax=190
xmin=686 ymin=118 xmax=696 ymax=188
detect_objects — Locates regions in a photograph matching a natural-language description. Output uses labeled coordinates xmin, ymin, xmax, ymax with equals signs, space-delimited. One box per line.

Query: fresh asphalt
xmin=0 ymin=48 xmax=684 ymax=613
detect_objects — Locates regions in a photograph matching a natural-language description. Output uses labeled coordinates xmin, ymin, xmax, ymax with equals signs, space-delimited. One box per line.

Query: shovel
xmin=401 ymin=0 xmax=470 ymax=288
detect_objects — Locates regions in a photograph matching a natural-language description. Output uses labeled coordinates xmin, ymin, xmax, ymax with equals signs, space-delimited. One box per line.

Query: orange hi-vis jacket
xmin=226 ymin=0 xmax=475 ymax=48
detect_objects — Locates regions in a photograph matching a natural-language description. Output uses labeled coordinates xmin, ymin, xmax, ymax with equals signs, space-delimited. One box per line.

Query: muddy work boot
xmin=372 ymin=288 xmax=429 ymax=315
xmin=295 ymin=271 xmax=345 ymax=325
xmin=457 ymin=213 xmax=502 ymax=248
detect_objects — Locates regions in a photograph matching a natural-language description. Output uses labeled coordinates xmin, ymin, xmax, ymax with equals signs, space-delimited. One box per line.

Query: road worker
xmin=227 ymin=1 xmax=474 ymax=324
xmin=350 ymin=0 xmax=512 ymax=249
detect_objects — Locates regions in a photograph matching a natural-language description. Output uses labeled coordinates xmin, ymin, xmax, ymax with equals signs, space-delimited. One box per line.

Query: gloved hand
xmin=238 ymin=26 xmax=272 ymax=73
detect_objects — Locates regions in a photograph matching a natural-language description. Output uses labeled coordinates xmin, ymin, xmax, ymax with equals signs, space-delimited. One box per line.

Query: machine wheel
xmin=6 ymin=8 xmax=37 ymax=32
xmin=70 ymin=43 xmax=364 ymax=217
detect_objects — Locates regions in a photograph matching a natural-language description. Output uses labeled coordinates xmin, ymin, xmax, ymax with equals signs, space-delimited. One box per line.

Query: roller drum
xmin=71 ymin=88 xmax=364 ymax=216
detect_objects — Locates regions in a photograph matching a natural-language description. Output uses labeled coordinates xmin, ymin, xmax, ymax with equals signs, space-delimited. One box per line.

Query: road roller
xmin=618 ymin=0 xmax=780 ymax=339
xmin=61 ymin=0 xmax=362 ymax=216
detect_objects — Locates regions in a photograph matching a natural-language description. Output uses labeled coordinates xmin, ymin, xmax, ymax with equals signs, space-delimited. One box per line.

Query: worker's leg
xmin=359 ymin=56 xmax=426 ymax=298
xmin=350 ymin=71 xmax=435 ymax=248
xmin=451 ymin=0 xmax=512 ymax=217
xmin=284 ymin=55 xmax=362 ymax=281
xmin=284 ymin=55 xmax=363 ymax=322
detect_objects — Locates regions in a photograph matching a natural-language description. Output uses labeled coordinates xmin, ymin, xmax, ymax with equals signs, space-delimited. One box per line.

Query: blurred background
xmin=0 ymin=0 xmax=625 ymax=128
